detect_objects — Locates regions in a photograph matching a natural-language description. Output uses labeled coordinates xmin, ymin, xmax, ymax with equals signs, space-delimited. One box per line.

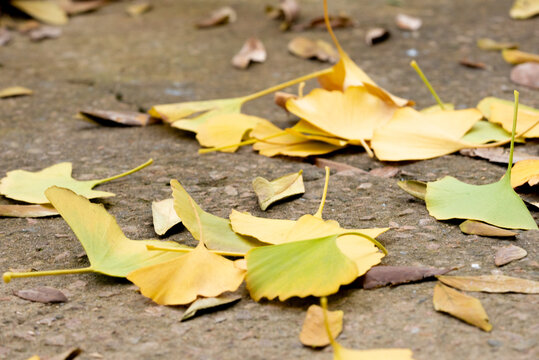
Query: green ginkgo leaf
xmin=460 ymin=121 xmax=512 ymax=144
xmin=426 ymin=91 xmax=538 ymax=230
xmin=0 ymin=159 xmax=152 ymax=204
xmin=246 ymin=233 xmax=359 ymax=301
xmin=170 ymin=179 xmax=263 ymax=253
xmin=3 ymin=186 xmax=186 ymax=283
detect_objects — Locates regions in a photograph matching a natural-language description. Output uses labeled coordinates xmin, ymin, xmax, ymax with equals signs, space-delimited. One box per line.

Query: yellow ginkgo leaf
xmin=502 ymin=49 xmax=539 ymax=65
xmin=0 ymin=86 xmax=33 ymax=98
xmin=488 ymin=102 xmax=539 ymax=138
xmin=510 ymin=0 xmax=539 ymax=19
xmin=300 ymin=304 xmax=343 ymax=347
xmin=12 ymin=0 xmax=68 ymax=25
xmin=252 ymin=170 xmax=305 ymax=211
xmin=196 ymin=114 xmax=271 ymax=152
xmin=371 ymin=107 xmax=482 ymax=161
xmin=152 ymin=198 xmax=182 ymax=236
xmin=127 ymin=243 xmax=245 ymax=305
xmin=286 ymin=87 xmax=397 ymax=143
xmin=511 ymin=159 xmax=539 ymax=187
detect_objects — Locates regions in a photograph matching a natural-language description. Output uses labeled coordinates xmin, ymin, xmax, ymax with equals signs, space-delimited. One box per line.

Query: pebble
xmin=224 ymin=186 xmax=238 ymax=196
xmin=471 ymin=263 xmax=481 ymax=269
xmin=358 ymin=182 xmax=373 ymax=189
xmin=406 ymin=48 xmax=418 ymax=57
xmin=488 ymin=339 xmax=502 ymax=347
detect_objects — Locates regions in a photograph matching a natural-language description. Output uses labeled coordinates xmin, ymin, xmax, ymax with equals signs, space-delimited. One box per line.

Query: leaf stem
xmin=410 ymin=61 xmax=445 ymax=110
xmin=314 ymin=167 xmax=330 ymax=219
xmin=3 ymin=267 xmax=93 ymax=283
xmin=241 ymin=68 xmax=333 ymax=103
xmin=95 ymin=159 xmax=153 ymax=184
xmin=198 ymin=131 xmax=289 ymax=154
xmin=323 ymin=0 xmax=344 ymax=54
xmin=320 ymin=296 xmax=337 ymax=346
xmin=507 ymin=90 xmax=519 ymax=178
xmin=338 ymin=231 xmax=388 ymax=255
xmin=146 ymin=244 xmax=245 ymax=257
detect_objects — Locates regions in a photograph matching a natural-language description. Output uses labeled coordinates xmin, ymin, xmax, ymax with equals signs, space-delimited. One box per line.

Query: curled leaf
xmin=152 ymin=198 xmax=182 ymax=236
xmin=0 ymin=86 xmax=33 ymax=98
xmin=362 ymin=266 xmax=452 ymax=289
xmin=288 ymin=37 xmax=338 ymax=63
xmin=14 ymin=286 xmax=67 ymax=303
xmin=231 ymin=37 xmax=267 ymax=69
xmin=395 ymin=14 xmax=422 ymax=31
xmin=476 ymin=38 xmax=518 ymax=51
xmin=252 ymin=170 xmax=305 ymax=210
xmin=397 ymin=180 xmax=426 ymax=200
xmin=365 ymin=27 xmax=390 ymax=46
xmin=266 ymin=0 xmax=300 ymax=30
xmin=195 ymin=6 xmax=237 ymax=28
xmin=437 ymin=275 xmax=539 ymax=294
xmin=502 ymin=49 xmax=539 ymax=65
xmin=78 ymin=109 xmax=156 ymax=127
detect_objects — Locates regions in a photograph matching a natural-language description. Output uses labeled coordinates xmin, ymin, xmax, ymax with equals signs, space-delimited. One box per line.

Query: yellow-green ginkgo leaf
xmin=12 ymin=0 xmax=68 ymax=25
xmin=371 ymin=107 xmax=482 ymax=161
xmin=460 ymin=121 xmax=512 ymax=144
xmin=252 ymin=170 xmax=305 ymax=211
xmin=286 ymin=87 xmax=397 ymax=143
xmin=3 ymin=187 xmax=186 ymax=283
xmin=127 ymin=243 xmax=245 ymax=305
xmin=425 ymin=91 xmax=538 ymax=230
xmin=0 ymin=159 xmax=152 ymax=204
xmin=171 ymin=179 xmax=262 ymax=253
xmin=196 ymin=114 xmax=271 ymax=152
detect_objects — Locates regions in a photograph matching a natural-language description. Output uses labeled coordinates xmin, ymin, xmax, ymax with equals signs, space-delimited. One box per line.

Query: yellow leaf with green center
xmin=0 ymin=159 xmax=152 ymax=204
xmin=3 ymin=187 xmax=186 ymax=283
xmin=252 ymin=170 xmax=305 ymax=210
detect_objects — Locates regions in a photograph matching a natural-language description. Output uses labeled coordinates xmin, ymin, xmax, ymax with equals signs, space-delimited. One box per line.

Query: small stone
xmin=488 ymin=339 xmax=502 ymax=347
xmin=471 ymin=263 xmax=481 ymax=269
xmin=358 ymin=183 xmax=373 ymax=189
xmin=418 ymin=218 xmax=433 ymax=226
xmin=224 ymin=185 xmax=238 ymax=196
xmin=406 ymin=48 xmax=418 ymax=57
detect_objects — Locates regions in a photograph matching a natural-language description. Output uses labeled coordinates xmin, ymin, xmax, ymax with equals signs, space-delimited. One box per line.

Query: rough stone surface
xmin=0 ymin=1 xmax=538 ymax=359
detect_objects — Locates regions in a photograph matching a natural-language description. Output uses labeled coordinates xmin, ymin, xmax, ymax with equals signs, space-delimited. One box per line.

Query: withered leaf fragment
xmin=459 ymin=148 xmax=536 ymax=164
xmin=28 ymin=26 xmax=62 ymax=41
xmin=459 ymin=59 xmax=487 ymax=70
xmin=395 ymin=14 xmax=422 ymax=31
xmin=152 ymin=198 xmax=182 ymax=236
xmin=477 ymin=38 xmax=518 ymax=51
xmin=266 ymin=0 xmax=300 ymax=30
xmin=292 ymin=13 xmax=357 ymax=31
xmin=362 ymin=266 xmax=452 ymax=289
xmin=459 ymin=220 xmax=517 ymax=237
xmin=288 ymin=37 xmax=338 ymax=63
xmin=252 ymin=170 xmax=304 ymax=211
xmin=0 ymin=204 xmax=58 ymax=218
xmin=48 ymin=347 xmax=82 ymax=360
xmin=437 ymin=275 xmax=539 ymax=294
xmin=274 ymin=92 xmax=297 ymax=110
xmin=232 ymin=37 xmax=267 ymax=69
xmin=511 ymin=62 xmax=539 ymax=89
xmin=0 ymin=86 xmax=33 ymax=98
xmin=78 ymin=109 xmax=157 ymax=127
xmin=300 ymin=304 xmax=343 ymax=348
xmin=14 ymin=286 xmax=68 ymax=303
xmin=495 ymin=245 xmax=527 ymax=267
xmin=365 ymin=27 xmax=390 ymax=46
xmin=181 ymin=294 xmax=241 ymax=321
xmin=196 ymin=6 xmax=237 ymax=28
xmin=433 ymin=282 xmax=492 ymax=332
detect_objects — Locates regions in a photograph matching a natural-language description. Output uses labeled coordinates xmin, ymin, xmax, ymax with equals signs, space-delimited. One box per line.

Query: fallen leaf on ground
xmin=288 ymin=37 xmax=338 ymax=63
xmin=459 ymin=220 xmax=517 ymax=237
xmin=511 ymin=159 xmax=539 ymax=187
xmin=395 ymin=14 xmax=422 ymax=31
xmin=369 ymin=166 xmax=399 ymax=178
xmin=2 ymin=187 xmax=186 ymax=283
xmin=437 ymin=275 xmax=539 ymax=294
xmin=510 ymin=0 xmax=539 ymax=19
xmin=476 ymin=38 xmax=518 ymax=51
xmin=0 ymin=27 xmax=12 ymax=46
xmin=195 ymin=6 xmax=237 ymax=28
xmin=511 ymin=62 xmax=539 ymax=89
xmin=14 ymin=286 xmax=67 ymax=303
xmin=0 ymin=159 xmax=153 ymax=204
xmin=495 ymin=245 xmax=527 ymax=266
xmin=181 ymin=293 xmax=241 ymax=321
xmin=477 ymin=96 xmax=538 ymax=119
xmin=78 ymin=109 xmax=157 ymax=127
xmin=0 ymin=204 xmax=58 ymax=218
xmin=266 ymin=0 xmax=300 ymax=30
xmin=171 ymin=179 xmax=262 ymax=253
xmin=292 ymin=13 xmax=357 ymax=31
xmin=0 ymin=86 xmax=33 ymax=98
xmin=12 ymin=0 xmax=68 ymax=25
xmin=152 ymin=198 xmax=182 ymax=236
xmin=232 ymin=37 xmax=267 ymax=69
xmin=460 ymin=121 xmax=513 ymax=145
xmin=274 ymin=91 xmax=297 ymax=109
xmin=459 ymin=59 xmax=487 ymax=70
xmin=502 ymin=49 xmax=539 ymax=65
xmin=126 ymin=2 xmax=152 ymax=17
xmin=300 ymin=304 xmax=343 ymax=347
xmin=60 ymin=0 xmax=106 ymax=15
xmin=28 ymin=25 xmax=62 ymax=41
xmin=433 ymin=282 xmax=492 ymax=331
xmin=480 ymin=97 xmax=539 ymax=138
xmin=397 ymin=180 xmax=426 ymax=200
xmin=459 ymin=147 xmax=536 ymax=164
xmin=365 ymin=27 xmax=390 ymax=46
xmin=362 ymin=266 xmax=452 ymax=289
xmin=253 ymin=170 xmax=304 ymax=210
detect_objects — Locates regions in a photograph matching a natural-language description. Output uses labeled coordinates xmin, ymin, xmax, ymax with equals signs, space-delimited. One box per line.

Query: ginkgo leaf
xmin=477 ymin=38 xmax=519 ymax=51
xmin=511 ymin=159 xmax=539 ymax=187
xmin=78 ymin=109 xmax=157 ymax=127
xmin=371 ymin=107 xmax=482 ymax=161
xmin=127 ymin=243 xmax=245 ymax=305
xmin=397 ymin=180 xmax=426 ymax=200
xmin=300 ymin=304 xmax=343 ymax=347
xmin=460 ymin=121 xmax=512 ymax=144
xmin=0 ymin=159 xmax=152 ymax=204
xmin=437 ymin=275 xmax=539 ymax=294
xmin=196 ymin=114 xmax=271 ymax=152
xmin=0 ymin=204 xmax=58 ymax=218
xmin=317 ymin=0 xmax=411 ymax=107
xmin=0 ymin=86 xmax=33 ymax=98
xmin=459 ymin=220 xmax=517 ymax=237
xmin=181 ymin=294 xmax=241 ymax=321
xmin=433 ymin=282 xmax=492 ymax=331
xmin=510 ymin=0 xmax=539 ymax=19
xmin=502 ymin=49 xmax=539 ymax=65
xmin=152 ymin=198 xmax=182 ymax=236
xmin=3 ymin=187 xmax=186 ymax=283
xmin=12 ymin=1 xmax=68 ymax=25
xmin=488 ymin=101 xmax=539 ymax=138
xmin=253 ymin=139 xmax=344 ymax=157
xmin=286 ymin=87 xmax=397 ymax=142
xmin=252 ymin=170 xmax=305 ymax=210
xmin=171 ymin=179 xmax=262 ymax=253
xmin=477 ymin=96 xmax=538 ymax=118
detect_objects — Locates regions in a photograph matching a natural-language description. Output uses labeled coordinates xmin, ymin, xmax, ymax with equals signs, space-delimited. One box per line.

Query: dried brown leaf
xmin=266 ymin=0 xmax=300 ymax=30
xmin=495 ymin=245 xmax=527 ymax=266
xmin=0 ymin=27 xmax=12 ymax=46
xmin=459 ymin=59 xmax=487 ymax=70
xmin=477 ymin=38 xmax=518 ymax=51
xmin=231 ymin=37 xmax=267 ymax=69
xmin=29 ymin=26 xmax=62 ymax=41
xmin=510 ymin=62 xmax=539 ymax=89
xmin=274 ymin=91 xmax=297 ymax=110
xmin=292 ymin=13 xmax=356 ymax=31
xmin=14 ymin=286 xmax=68 ymax=303
xmin=0 ymin=204 xmax=58 ymax=218
xmin=369 ymin=166 xmax=399 ymax=178
xmin=195 ymin=6 xmax=237 ymax=28
xmin=362 ymin=266 xmax=452 ymax=289
xmin=395 ymin=14 xmax=422 ymax=31
xmin=299 ymin=304 xmax=343 ymax=347
xmin=459 ymin=147 xmax=537 ymax=164
xmin=365 ymin=27 xmax=390 ymax=46
xmin=78 ymin=109 xmax=157 ymax=126
xmin=437 ymin=275 xmax=539 ymax=294
xmin=288 ymin=37 xmax=338 ymax=63
xmin=433 ymin=282 xmax=492 ymax=331
xmin=459 ymin=220 xmax=517 ymax=237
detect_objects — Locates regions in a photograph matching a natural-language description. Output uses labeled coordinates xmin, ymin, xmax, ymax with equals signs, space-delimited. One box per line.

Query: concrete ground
xmin=0 ymin=0 xmax=538 ymax=359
